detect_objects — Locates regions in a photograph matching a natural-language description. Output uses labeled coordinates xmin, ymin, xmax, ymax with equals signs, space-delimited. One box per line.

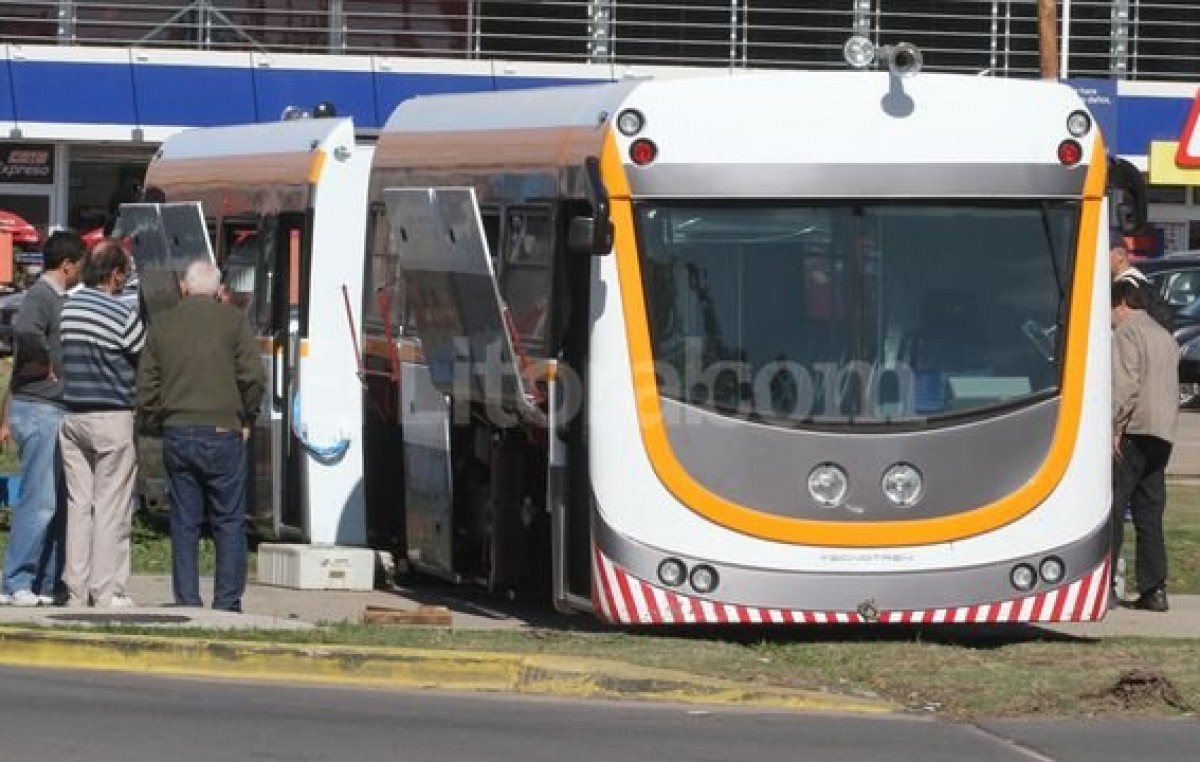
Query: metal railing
xmin=2 ymin=1 xmax=1199 ymax=80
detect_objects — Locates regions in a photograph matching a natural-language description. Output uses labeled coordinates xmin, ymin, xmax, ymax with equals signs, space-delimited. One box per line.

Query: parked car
xmin=0 ymin=288 xmax=24 ymax=355
xmin=1138 ymin=254 xmax=1200 ymax=407
xmin=0 ymin=278 xmax=139 ymax=357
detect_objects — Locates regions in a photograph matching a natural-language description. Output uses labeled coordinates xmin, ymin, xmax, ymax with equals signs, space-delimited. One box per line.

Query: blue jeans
xmin=2 ymin=397 xmax=66 ymax=596
xmin=162 ymin=426 xmax=248 ymax=612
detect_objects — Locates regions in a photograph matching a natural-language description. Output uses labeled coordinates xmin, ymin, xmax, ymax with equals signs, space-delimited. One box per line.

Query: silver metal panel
xmin=254 ymin=353 xmax=277 ymax=539
xmin=548 ymin=374 xmax=570 ymax=611
xmin=401 ymin=362 xmax=455 ymax=577
xmin=660 ymin=396 xmax=1058 ymax=522
xmin=382 ymin=187 xmax=541 ymax=423
xmin=548 ymin=374 xmax=592 ymax=613
xmin=627 ymin=163 xmax=1088 ymax=199
xmin=384 ymin=81 xmax=636 ymax=134
xmin=115 ymin=202 xmax=215 ymax=317
xmin=595 ymin=512 xmax=1110 ymax=612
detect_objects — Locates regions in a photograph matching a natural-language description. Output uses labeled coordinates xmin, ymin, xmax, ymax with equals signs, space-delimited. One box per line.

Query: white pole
xmin=1060 ymin=0 xmax=1072 ymax=78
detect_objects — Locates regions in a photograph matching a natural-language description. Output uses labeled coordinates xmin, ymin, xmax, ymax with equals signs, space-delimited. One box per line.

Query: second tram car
xmin=365 ymin=67 xmax=1139 ymax=624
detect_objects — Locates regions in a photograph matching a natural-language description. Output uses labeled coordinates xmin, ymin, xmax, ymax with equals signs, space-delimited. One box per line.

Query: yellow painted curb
xmin=0 ymin=628 xmax=891 ymax=713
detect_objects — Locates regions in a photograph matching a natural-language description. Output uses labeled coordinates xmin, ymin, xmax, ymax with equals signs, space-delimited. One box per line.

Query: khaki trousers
xmin=59 ymin=410 xmax=137 ymax=606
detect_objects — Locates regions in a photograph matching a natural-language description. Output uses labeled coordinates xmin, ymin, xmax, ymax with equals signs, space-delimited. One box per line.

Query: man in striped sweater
xmin=58 ymin=240 xmax=146 ymax=608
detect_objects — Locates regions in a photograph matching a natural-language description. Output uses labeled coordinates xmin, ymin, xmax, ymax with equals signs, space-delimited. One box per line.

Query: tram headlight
xmin=657 ymin=558 xmax=687 ymax=588
xmin=690 ymin=564 xmax=719 ymax=594
xmin=1066 ymin=109 xmax=1092 ymax=137
xmin=616 ymin=108 xmax=645 ymax=136
xmin=1039 ymin=556 xmax=1066 ymax=585
xmin=881 ymin=463 xmax=923 ymax=508
xmin=807 ymin=463 xmax=849 ymax=507
xmin=843 ymin=35 xmax=876 ymax=69
xmin=1010 ymin=564 xmax=1037 ymax=592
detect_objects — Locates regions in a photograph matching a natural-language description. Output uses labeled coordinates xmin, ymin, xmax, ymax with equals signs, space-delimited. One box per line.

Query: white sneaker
xmin=107 ymin=594 xmax=136 ymax=608
xmin=10 ymin=590 xmax=42 ymax=607
xmin=0 ymin=592 xmax=11 ymax=605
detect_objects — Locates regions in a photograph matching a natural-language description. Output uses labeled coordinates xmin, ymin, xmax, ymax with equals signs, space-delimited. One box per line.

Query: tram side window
xmin=365 ymin=203 xmax=408 ymax=335
xmin=500 ymin=207 xmax=554 ymax=358
xmin=480 ymin=208 xmax=501 ymax=267
xmin=221 ymin=222 xmax=262 ymax=320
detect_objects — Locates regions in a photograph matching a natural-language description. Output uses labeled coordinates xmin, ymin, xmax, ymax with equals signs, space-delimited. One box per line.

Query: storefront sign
xmin=1144 ymin=86 xmax=1200 ymax=186
xmin=1175 ymin=87 xmax=1200 ymax=168
xmin=1149 ymin=140 xmax=1200 ymax=185
xmin=0 ymin=145 xmax=54 ymax=184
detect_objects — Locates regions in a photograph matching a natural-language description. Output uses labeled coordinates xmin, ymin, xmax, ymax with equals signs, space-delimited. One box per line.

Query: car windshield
xmin=635 ymin=201 xmax=1079 ymax=426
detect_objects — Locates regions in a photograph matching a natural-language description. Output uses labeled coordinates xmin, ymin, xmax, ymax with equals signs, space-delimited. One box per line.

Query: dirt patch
xmin=1085 ymin=669 xmax=1193 ymax=713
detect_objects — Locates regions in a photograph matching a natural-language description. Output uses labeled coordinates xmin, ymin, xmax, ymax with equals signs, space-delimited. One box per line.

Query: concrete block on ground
xmin=256 ymin=543 xmax=376 ymax=591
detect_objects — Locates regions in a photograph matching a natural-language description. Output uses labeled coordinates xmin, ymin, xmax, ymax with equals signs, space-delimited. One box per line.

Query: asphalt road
xmin=3 ymin=665 xmax=1198 ymax=762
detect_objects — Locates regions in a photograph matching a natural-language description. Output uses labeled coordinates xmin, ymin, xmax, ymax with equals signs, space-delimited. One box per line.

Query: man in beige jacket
xmin=1111 ymin=278 xmax=1179 ymax=611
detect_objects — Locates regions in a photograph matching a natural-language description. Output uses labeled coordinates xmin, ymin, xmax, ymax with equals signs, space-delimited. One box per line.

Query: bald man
xmin=136 ymin=259 xmax=264 ymax=612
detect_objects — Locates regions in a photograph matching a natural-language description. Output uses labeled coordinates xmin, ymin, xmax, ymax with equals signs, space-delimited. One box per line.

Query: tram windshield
xmin=635 ymin=201 xmax=1079 ymax=425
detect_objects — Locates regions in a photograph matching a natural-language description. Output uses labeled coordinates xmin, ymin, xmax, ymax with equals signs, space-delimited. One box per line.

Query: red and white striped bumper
xmin=592 ymin=547 xmax=1111 ymax=625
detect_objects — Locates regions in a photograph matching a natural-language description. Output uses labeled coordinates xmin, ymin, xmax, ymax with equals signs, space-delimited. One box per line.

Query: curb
xmin=0 ymin=627 xmax=892 ymax=714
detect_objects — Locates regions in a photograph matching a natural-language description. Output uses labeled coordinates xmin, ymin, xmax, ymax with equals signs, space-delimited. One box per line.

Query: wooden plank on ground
xmin=362 ymin=604 xmax=453 ymax=626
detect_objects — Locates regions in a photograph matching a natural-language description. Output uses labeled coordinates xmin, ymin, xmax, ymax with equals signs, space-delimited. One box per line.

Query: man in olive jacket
xmin=1111 ymin=278 xmax=1179 ymax=612
xmin=136 ymin=259 xmax=264 ymax=612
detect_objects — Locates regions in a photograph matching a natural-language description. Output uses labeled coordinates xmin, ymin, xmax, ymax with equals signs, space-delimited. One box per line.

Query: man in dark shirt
xmin=1111 ymin=279 xmax=1180 ymax=612
xmin=0 ymin=231 xmax=85 ymax=607
xmin=136 ymin=259 xmax=264 ymax=612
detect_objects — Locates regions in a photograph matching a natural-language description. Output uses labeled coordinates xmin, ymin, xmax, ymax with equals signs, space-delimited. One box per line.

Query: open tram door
xmin=382 ymin=185 xmax=600 ymax=612
xmin=117 ymin=202 xmax=213 ymax=314
xmin=117 ymin=202 xmax=217 ymax=516
xmin=118 ymin=203 xmax=309 ymax=542
xmin=223 ymin=214 xmax=310 ymax=542
xmin=382 ymin=187 xmax=548 ymax=593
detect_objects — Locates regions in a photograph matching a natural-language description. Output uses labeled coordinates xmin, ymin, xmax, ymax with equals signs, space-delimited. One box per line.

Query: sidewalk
xmin=0 ymin=575 xmax=1195 ymax=714
xmin=0 ymin=574 xmax=561 ymax=631
xmin=4 ymin=574 xmax=1193 ymax=637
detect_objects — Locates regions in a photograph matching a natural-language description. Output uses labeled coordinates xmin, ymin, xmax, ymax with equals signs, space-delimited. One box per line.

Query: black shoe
xmin=1129 ymin=588 xmax=1169 ymax=612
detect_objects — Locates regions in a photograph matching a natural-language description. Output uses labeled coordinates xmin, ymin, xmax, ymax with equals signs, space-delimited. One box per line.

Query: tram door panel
xmin=225 ymin=215 xmax=307 ymax=541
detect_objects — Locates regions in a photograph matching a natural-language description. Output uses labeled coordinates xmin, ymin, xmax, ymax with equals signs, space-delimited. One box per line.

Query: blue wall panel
xmin=1117 ymin=95 xmax=1192 ymax=156
xmin=10 ymin=61 xmax=137 ymax=125
xmin=373 ymin=72 xmax=495 ymax=128
xmin=0 ymin=58 xmax=15 ymax=122
xmin=6 ymin=48 xmax=1200 ymax=163
xmin=254 ymin=68 xmax=376 ymax=127
xmin=134 ymin=64 xmax=257 ymax=126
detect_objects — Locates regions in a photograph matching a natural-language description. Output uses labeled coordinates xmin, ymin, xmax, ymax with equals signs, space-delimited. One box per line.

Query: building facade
xmin=3 ymin=1 xmax=1200 ymax=250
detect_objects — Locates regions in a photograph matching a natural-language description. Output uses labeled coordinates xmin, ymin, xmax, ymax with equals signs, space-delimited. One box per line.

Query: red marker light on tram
xmin=629 ymin=138 xmax=658 ymax=166
xmin=1057 ymin=139 xmax=1083 ymax=166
